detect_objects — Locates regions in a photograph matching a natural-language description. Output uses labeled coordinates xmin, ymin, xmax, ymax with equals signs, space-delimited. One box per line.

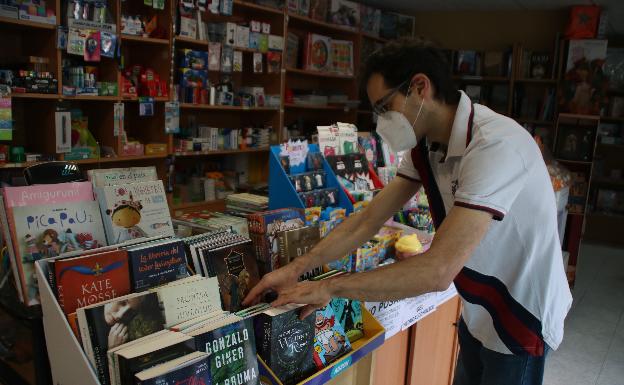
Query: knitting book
xmin=3 ymin=181 xmax=107 ymax=306
xmin=54 ymin=249 xmax=130 ymax=315
xmin=95 ymin=181 xmax=174 ymax=245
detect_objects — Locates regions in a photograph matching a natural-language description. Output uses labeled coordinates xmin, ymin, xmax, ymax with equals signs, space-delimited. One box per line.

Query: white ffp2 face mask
xmin=376 ymin=93 xmax=424 ymax=153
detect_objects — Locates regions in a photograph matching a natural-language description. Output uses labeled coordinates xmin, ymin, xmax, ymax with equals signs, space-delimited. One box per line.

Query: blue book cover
xmin=330 ymin=298 xmax=363 ymax=343
xmin=193 ymin=319 xmax=259 ymax=385
xmin=135 ymin=352 xmax=212 ymax=385
xmin=313 ymin=304 xmax=352 ymax=369
xmin=128 ymin=240 xmax=188 ymax=291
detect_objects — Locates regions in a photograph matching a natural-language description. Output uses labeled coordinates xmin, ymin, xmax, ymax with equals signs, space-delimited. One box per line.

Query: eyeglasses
xmin=372 ymin=80 xmax=410 ymax=115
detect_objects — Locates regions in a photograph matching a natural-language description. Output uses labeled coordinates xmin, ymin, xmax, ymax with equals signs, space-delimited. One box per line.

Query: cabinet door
xmin=370 ymin=329 xmax=410 ymax=385
xmin=407 ymin=297 xmax=461 ymax=385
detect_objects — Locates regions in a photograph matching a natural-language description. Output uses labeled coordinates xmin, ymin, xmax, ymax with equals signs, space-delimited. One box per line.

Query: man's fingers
xmin=243 ymin=279 xmax=270 ymax=306
xmin=270 ymin=291 xmax=293 ymax=308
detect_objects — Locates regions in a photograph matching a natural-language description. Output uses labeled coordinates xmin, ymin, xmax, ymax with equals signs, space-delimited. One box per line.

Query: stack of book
xmin=225 ymin=193 xmax=269 ymax=215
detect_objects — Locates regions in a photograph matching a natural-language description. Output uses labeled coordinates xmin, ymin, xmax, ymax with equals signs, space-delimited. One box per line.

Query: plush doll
xmin=41 ymin=229 xmax=61 ymax=257
xmin=106 ymin=193 xmax=147 ymax=243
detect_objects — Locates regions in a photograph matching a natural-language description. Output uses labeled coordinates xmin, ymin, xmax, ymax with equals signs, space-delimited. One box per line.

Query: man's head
xmin=362 ymin=38 xmax=459 ymax=146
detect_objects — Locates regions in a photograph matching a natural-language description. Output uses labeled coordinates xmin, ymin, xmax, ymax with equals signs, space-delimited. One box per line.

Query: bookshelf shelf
xmin=10 ymin=93 xmax=60 ymax=100
xmin=173 ymin=147 xmax=269 ymax=157
xmin=179 ymin=103 xmax=279 ymax=111
xmin=174 ymin=35 xmax=208 ymax=47
xmin=515 ymin=78 xmax=558 ymax=84
xmin=0 ymin=155 xmax=169 ymax=169
xmin=597 ymin=142 xmax=624 ymax=150
xmin=361 ymin=32 xmax=387 ymax=43
xmin=170 ymin=199 xmax=225 ymax=211
xmin=233 ymin=0 xmax=284 ymax=15
xmin=591 ymin=177 xmax=624 ymax=189
xmin=601 ymin=116 xmax=624 ymax=123
xmin=515 ymin=118 xmax=554 ymax=125
xmin=0 ymin=15 xmax=55 ymax=29
xmin=287 ymin=12 xmax=358 ymax=35
xmin=61 ymin=95 xmax=121 ymax=101
xmin=286 ymin=67 xmax=354 ymax=79
xmin=555 ymin=158 xmax=593 ymax=165
xmin=284 ymin=103 xmax=349 ymax=110
xmin=453 ymin=75 xmax=510 ymax=83
xmin=120 ymin=34 xmax=170 ymax=46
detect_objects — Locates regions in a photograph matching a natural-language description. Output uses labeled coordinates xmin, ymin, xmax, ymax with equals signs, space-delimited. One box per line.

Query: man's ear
xmin=410 ymin=73 xmax=431 ymax=99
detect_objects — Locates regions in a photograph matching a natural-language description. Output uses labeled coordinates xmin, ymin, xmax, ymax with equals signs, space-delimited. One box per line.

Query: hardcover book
xmin=285 ymin=32 xmax=299 ymax=69
xmin=77 ymin=291 xmax=166 ymax=385
xmin=277 ymin=226 xmax=322 ymax=280
xmin=127 ymin=239 xmax=188 ymax=291
xmin=134 ymin=351 xmax=211 ymax=385
xmin=2 ymin=181 xmax=101 ymax=305
xmin=87 ymin=167 xmax=158 ymax=188
xmin=313 ymin=304 xmax=351 ymax=368
xmin=360 ymin=5 xmax=380 ymax=36
xmin=54 ymin=249 xmax=130 ymax=315
xmin=309 ymin=0 xmax=328 ymax=21
xmin=201 ymin=240 xmax=260 ymax=312
xmin=152 ymin=275 xmax=223 ymax=328
xmin=329 ymin=0 xmax=359 ymax=29
xmin=192 ymin=318 xmax=259 ymax=385
xmin=247 ymin=208 xmax=305 ymax=275
xmin=254 ymin=304 xmax=316 ymax=385
xmin=303 ymin=33 xmax=332 ymax=72
xmin=330 ymin=297 xmax=363 ymax=343
xmin=330 ymin=39 xmax=353 ymax=76
xmin=95 ymin=180 xmax=174 ymax=245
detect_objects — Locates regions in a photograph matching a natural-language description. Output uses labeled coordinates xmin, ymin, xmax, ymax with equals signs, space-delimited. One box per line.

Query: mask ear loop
xmin=403 ymin=82 xmax=425 ymax=128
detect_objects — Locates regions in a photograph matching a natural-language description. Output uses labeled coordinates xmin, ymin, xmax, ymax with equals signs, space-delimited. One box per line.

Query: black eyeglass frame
xmin=371 ymin=79 xmax=411 ymax=115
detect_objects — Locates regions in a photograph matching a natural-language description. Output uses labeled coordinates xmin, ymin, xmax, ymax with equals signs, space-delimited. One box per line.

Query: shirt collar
xmin=445 ymin=90 xmax=473 ymax=160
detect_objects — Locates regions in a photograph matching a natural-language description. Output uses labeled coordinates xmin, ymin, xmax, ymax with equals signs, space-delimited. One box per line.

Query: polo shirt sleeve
xmin=396 ymin=150 xmax=421 ymax=183
xmin=453 ymin=138 xmax=530 ymax=221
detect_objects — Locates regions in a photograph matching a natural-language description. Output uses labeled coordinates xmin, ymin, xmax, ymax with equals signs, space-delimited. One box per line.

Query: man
xmin=244 ymin=39 xmax=572 ymax=385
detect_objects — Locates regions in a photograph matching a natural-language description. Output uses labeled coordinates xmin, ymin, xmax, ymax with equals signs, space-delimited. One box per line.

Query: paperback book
xmin=95 ymin=180 xmax=175 ymax=245
xmin=126 ymin=238 xmax=188 ymax=291
xmin=303 ymin=33 xmax=332 ymax=72
xmin=277 ymin=226 xmax=323 ymax=281
xmin=313 ymin=304 xmax=352 ymax=368
xmin=134 ymin=351 xmax=211 ymax=385
xmin=87 ymin=167 xmax=158 ymax=188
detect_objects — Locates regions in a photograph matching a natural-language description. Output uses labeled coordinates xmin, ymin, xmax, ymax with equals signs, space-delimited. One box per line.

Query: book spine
xmin=77 ymin=309 xmax=96 ymax=367
xmin=0 ymin=194 xmax=23 ymax=303
xmin=277 ymin=232 xmax=288 ymax=269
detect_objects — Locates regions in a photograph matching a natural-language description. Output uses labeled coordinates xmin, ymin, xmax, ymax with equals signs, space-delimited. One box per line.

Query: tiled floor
xmin=544 ymin=243 xmax=624 ymax=385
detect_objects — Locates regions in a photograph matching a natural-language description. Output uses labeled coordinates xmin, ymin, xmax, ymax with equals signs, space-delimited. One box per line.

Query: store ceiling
xmin=363 ymin=0 xmax=624 ymax=37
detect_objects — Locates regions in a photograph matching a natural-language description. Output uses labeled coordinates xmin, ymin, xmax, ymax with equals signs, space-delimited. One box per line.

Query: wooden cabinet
xmin=407 ymin=297 xmax=461 ymax=385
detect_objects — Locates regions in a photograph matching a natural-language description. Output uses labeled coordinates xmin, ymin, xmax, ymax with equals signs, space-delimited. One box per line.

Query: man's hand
xmin=107 ymin=323 xmax=128 ymax=349
xmin=270 ymin=280 xmax=333 ymax=319
xmin=242 ymin=258 xmax=304 ymax=306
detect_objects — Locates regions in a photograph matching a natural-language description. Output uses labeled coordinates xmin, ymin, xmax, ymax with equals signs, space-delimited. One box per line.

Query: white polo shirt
xmin=397 ymin=91 xmax=572 ymax=356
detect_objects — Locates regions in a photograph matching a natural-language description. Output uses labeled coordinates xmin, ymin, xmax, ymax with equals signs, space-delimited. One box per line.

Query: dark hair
xmin=361 ymin=38 xmax=460 ymax=105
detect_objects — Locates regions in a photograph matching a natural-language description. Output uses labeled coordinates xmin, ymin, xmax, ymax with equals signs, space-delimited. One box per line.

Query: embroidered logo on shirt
xmin=451 ymin=180 xmax=459 ymax=197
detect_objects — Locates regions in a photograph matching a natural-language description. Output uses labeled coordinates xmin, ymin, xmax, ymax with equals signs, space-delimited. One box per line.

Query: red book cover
xmin=54 ymin=250 xmax=131 ymax=315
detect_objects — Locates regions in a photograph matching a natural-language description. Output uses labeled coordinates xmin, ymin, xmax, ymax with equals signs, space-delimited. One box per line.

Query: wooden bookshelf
xmin=0 ymin=15 xmax=55 ymax=29
xmin=284 ymin=103 xmax=349 ymax=110
xmin=286 ymin=67 xmax=354 ymax=79
xmin=232 ymin=0 xmax=284 ymax=15
xmin=179 ymin=103 xmax=279 ymax=111
xmin=173 ymin=147 xmax=269 ymax=157
xmin=286 ymin=12 xmax=359 ymax=35
xmin=120 ymin=34 xmax=170 ymax=45
xmin=9 ymin=93 xmax=60 ymax=100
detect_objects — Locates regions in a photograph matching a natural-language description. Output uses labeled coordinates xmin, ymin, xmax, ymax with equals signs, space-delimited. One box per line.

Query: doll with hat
xmin=105 ymin=192 xmax=148 ymax=244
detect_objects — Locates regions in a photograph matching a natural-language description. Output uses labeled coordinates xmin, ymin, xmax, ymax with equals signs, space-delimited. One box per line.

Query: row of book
xmin=286 ymin=32 xmax=354 ymax=76
xmin=1 ymin=166 xmax=176 ymax=305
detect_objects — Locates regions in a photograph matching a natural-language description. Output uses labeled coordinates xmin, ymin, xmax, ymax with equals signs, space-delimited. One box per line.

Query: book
xmin=134 ymin=351 xmax=210 ymax=385
xmin=313 ymin=304 xmax=351 ymax=368
xmin=254 ymin=304 xmax=316 ymax=385
xmin=126 ymin=238 xmax=188 ymax=291
xmin=379 ymin=11 xmax=398 ymax=39
xmin=247 ymin=208 xmax=305 ymax=275
xmin=330 ymin=39 xmax=353 ymax=76
xmin=455 ymin=50 xmax=479 ymax=76
xmin=530 ymin=52 xmax=551 ymax=79
xmin=309 ymin=0 xmax=328 ymax=21
xmin=191 ymin=318 xmax=259 ymax=385
xmin=152 ymin=275 xmax=223 ymax=328
xmin=95 ymin=180 xmax=175 ymax=245
xmin=330 ymin=297 xmax=363 ymax=343
xmin=483 ymin=51 xmax=504 ymax=77
xmin=87 ymin=167 xmax=158 ymax=188
xmin=10 ymin=199 xmax=107 ymax=305
xmin=77 ymin=291 xmax=166 ymax=385
xmin=276 ymin=226 xmax=322 ymax=280
xmin=396 ymin=13 xmax=414 ymax=38
xmin=200 ymin=240 xmax=260 ymax=312
xmin=329 ymin=0 xmax=359 ymax=29
xmin=54 ymin=249 xmax=130 ymax=315
xmin=303 ymin=33 xmax=332 ymax=72
xmin=360 ymin=5 xmax=380 ymax=36
xmin=115 ymin=331 xmax=195 ymax=385
xmin=285 ymin=32 xmax=299 ymax=69
xmin=267 ymin=51 xmax=282 ymax=73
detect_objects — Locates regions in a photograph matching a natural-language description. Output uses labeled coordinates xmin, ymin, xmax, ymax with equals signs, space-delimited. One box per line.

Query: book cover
xmin=360 ymin=5 xmax=380 ymax=36
xmin=304 ymin=33 xmax=332 ymax=72
xmin=329 ymin=0 xmax=359 ymax=29
xmin=313 ymin=304 xmax=351 ymax=368
xmin=154 ymin=276 xmax=223 ymax=327
xmin=202 ymin=241 xmax=260 ymax=312
xmin=87 ymin=167 xmax=158 ymax=188
xmin=530 ymin=52 xmax=551 ymax=79
xmin=396 ymin=13 xmax=414 ymax=38
xmin=285 ymin=32 xmax=299 ymax=69
xmin=267 ymin=51 xmax=282 ymax=74
xmin=247 ymin=209 xmax=305 ymax=275
xmin=78 ymin=292 xmax=165 ymax=385
xmin=12 ymin=201 xmax=107 ymax=306
xmin=456 ymin=50 xmax=478 ymax=75
xmin=135 ymin=351 xmax=211 ymax=385
xmin=55 ymin=249 xmax=130 ymax=315
xmin=193 ymin=318 xmax=259 ymax=385
xmin=96 ymin=181 xmax=174 ymax=245
xmin=277 ymin=226 xmax=322 ymax=280
xmin=309 ymin=0 xmax=328 ymax=22
xmin=117 ymin=333 xmax=195 ymax=385
xmin=330 ymin=298 xmax=363 ymax=343
xmin=379 ymin=11 xmax=398 ymax=40
xmin=330 ymin=39 xmax=353 ymax=76
xmin=254 ymin=305 xmax=316 ymax=385
xmin=2 ymin=181 xmax=98 ymax=304
xmin=128 ymin=239 xmax=188 ymax=291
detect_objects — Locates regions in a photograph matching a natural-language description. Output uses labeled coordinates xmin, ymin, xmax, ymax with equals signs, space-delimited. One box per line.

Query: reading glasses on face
xmin=372 ymin=79 xmax=409 ymax=115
